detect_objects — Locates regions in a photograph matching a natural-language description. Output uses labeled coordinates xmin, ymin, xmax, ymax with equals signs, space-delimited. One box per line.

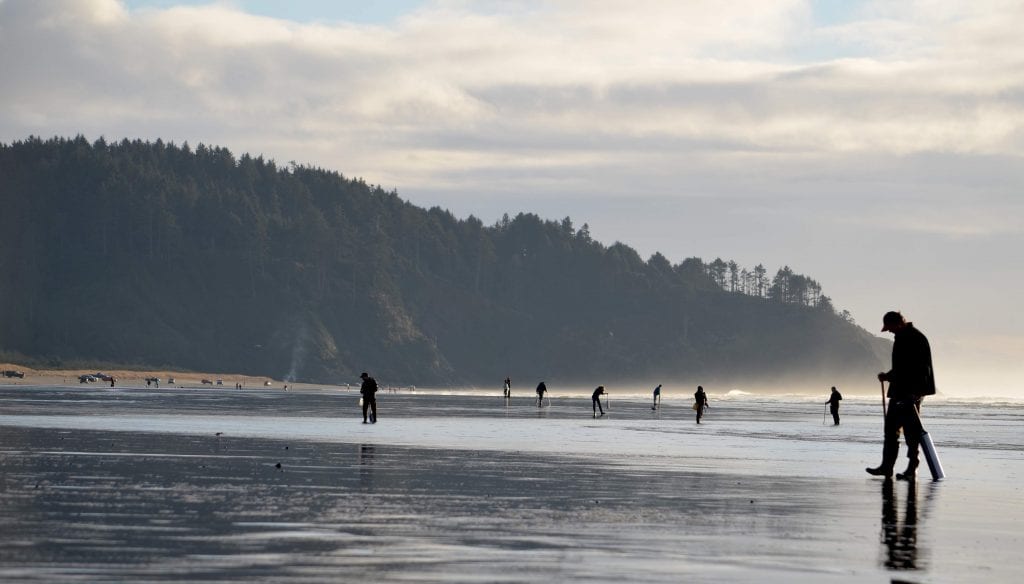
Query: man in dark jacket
xmin=694 ymin=386 xmax=708 ymax=424
xmin=360 ymin=372 xmax=378 ymax=424
xmin=867 ymin=311 xmax=935 ymax=480
xmin=592 ymin=385 xmax=606 ymax=416
xmin=826 ymin=386 xmax=843 ymax=425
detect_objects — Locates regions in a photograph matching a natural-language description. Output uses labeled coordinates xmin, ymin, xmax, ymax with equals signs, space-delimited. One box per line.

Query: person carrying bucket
xmin=359 ymin=371 xmax=379 ymax=424
xmin=866 ymin=311 xmax=937 ymax=481
xmin=693 ymin=386 xmax=708 ymax=423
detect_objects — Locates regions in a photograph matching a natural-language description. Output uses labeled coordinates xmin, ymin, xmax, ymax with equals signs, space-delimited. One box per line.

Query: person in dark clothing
xmin=826 ymin=386 xmax=843 ymax=425
xmin=652 ymin=384 xmax=662 ymax=409
xmin=592 ymin=386 xmax=606 ymax=416
xmin=694 ymin=386 xmax=708 ymax=423
xmin=359 ymin=372 xmax=378 ymax=424
xmin=867 ymin=311 xmax=936 ymax=481
xmin=504 ymin=376 xmax=511 ymax=399
xmin=536 ymin=381 xmax=547 ymax=407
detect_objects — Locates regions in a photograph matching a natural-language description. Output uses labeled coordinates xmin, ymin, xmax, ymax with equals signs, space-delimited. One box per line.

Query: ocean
xmin=1 ymin=384 xmax=1021 ymax=582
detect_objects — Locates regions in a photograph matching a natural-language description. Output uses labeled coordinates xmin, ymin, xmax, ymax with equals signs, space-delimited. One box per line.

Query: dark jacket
xmin=828 ymin=390 xmax=842 ymax=408
xmin=360 ymin=376 xmax=379 ymax=399
xmin=886 ymin=323 xmax=936 ymax=400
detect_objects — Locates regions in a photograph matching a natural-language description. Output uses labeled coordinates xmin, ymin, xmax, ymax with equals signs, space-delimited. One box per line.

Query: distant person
xmin=504 ymin=376 xmax=511 ymax=399
xmin=652 ymin=384 xmax=662 ymax=410
xmin=536 ymin=381 xmax=547 ymax=407
xmin=359 ymin=372 xmax=379 ymax=424
xmin=110 ymin=377 xmax=115 ymax=388
xmin=826 ymin=386 xmax=843 ymax=425
xmin=592 ymin=386 xmax=606 ymax=416
xmin=867 ymin=311 xmax=936 ymax=481
xmin=694 ymin=386 xmax=708 ymax=423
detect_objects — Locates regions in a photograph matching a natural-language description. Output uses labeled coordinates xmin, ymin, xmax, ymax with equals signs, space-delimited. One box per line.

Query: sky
xmin=2 ymin=0 xmax=1022 ymax=397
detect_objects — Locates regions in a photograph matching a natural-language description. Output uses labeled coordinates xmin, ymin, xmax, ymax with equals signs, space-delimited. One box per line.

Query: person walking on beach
xmin=694 ymin=386 xmax=708 ymax=423
xmin=504 ymin=376 xmax=511 ymax=399
xmin=359 ymin=372 xmax=379 ymax=424
xmin=826 ymin=386 xmax=843 ymax=425
xmin=536 ymin=381 xmax=547 ymax=407
xmin=652 ymin=384 xmax=662 ymax=410
xmin=866 ymin=311 xmax=936 ymax=481
xmin=592 ymin=386 xmax=606 ymax=416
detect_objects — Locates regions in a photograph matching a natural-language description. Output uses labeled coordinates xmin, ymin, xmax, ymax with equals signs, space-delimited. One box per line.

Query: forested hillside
xmin=0 ymin=136 xmax=889 ymax=387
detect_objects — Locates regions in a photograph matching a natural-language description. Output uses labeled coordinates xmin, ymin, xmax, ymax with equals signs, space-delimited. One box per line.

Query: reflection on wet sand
xmin=358 ymin=444 xmax=375 ymax=485
xmin=881 ymin=479 xmax=921 ymax=571
xmin=2 ymin=385 xmax=1022 ymax=583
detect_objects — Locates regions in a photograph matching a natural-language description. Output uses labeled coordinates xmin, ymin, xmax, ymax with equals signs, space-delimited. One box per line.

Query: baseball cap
xmin=881 ymin=311 xmax=904 ymax=332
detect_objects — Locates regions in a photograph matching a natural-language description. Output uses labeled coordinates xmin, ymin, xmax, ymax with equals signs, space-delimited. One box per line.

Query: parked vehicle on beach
xmin=201 ymin=379 xmax=213 ymax=385
xmin=215 ymin=379 xmax=223 ymax=385
xmin=93 ymin=372 xmax=112 ymax=381
xmin=79 ymin=374 xmax=97 ymax=383
xmin=3 ymin=370 xmax=25 ymax=378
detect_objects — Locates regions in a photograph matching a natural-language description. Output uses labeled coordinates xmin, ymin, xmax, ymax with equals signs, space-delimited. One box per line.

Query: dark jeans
xmin=880 ymin=399 xmax=923 ymax=473
xmin=362 ymin=397 xmax=377 ymax=422
xmin=831 ymin=405 xmax=840 ymax=425
xmin=593 ymin=397 xmax=604 ymax=414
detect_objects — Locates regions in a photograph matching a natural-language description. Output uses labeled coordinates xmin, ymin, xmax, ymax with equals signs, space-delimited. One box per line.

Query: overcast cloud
xmin=2 ymin=0 xmax=1022 ymax=395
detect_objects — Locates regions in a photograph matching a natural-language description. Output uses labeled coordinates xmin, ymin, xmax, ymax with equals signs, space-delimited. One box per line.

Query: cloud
xmin=1 ymin=0 xmax=1023 ymax=202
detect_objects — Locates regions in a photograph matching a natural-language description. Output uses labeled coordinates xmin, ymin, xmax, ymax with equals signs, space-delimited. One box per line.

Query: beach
xmin=1 ymin=383 xmax=1022 ymax=582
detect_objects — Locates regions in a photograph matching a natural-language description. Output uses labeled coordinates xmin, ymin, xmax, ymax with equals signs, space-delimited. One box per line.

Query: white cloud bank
xmin=1 ymin=0 xmax=1023 ymax=395
xmin=3 ymin=0 xmax=1022 ymax=192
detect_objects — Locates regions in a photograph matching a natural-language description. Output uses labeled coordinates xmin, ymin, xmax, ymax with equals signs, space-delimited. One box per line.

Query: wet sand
xmin=1 ymin=385 xmax=1022 ymax=582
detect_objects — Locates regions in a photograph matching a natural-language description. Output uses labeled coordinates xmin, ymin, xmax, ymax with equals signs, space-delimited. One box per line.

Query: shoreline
xmin=3 ymin=364 xmax=1018 ymax=402
xmin=0 ymin=362 xmax=315 ymax=390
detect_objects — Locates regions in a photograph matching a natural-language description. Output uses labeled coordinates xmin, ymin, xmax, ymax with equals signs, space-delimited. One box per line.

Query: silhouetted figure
xmin=826 ymin=386 xmax=843 ymax=425
xmin=110 ymin=377 xmax=115 ymax=388
xmin=652 ymin=384 xmax=662 ymax=409
xmin=360 ymin=371 xmax=378 ymax=424
xmin=504 ymin=376 xmax=511 ymax=399
xmin=880 ymin=479 xmax=919 ymax=570
xmin=867 ymin=311 xmax=935 ymax=481
xmin=536 ymin=381 xmax=547 ymax=407
xmin=592 ymin=386 xmax=606 ymax=416
xmin=694 ymin=386 xmax=708 ymax=423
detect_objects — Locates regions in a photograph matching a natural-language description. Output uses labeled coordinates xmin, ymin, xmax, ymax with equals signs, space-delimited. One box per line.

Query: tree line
xmin=0 ymin=136 xmax=885 ymax=385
